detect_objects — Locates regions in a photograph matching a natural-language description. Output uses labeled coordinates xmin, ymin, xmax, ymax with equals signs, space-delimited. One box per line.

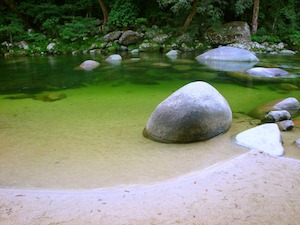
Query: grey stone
xmin=118 ymin=30 xmax=144 ymax=46
xmin=153 ymin=34 xmax=169 ymax=43
xmin=102 ymin=31 xmax=123 ymax=42
xmin=143 ymin=81 xmax=232 ymax=143
xmin=264 ymin=110 xmax=291 ymax=122
xmin=276 ymin=120 xmax=294 ymax=131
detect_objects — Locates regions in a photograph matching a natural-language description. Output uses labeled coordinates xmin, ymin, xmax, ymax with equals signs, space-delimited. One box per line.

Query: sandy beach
xmin=1 ymin=151 xmax=300 ymax=225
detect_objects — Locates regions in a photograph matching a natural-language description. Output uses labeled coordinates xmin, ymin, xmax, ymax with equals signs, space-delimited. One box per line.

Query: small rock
xmin=78 ymin=60 xmax=100 ymax=71
xmin=279 ymin=50 xmax=296 ymax=55
xmin=106 ymin=54 xmax=122 ymax=61
xmin=130 ymin=49 xmax=139 ymax=54
xmin=166 ymin=50 xmax=179 ymax=60
xmin=47 ymin=43 xmax=56 ymax=52
xmin=264 ymin=110 xmax=291 ymax=122
xmin=295 ymin=139 xmax=300 ymax=147
xmin=276 ymin=120 xmax=294 ymax=131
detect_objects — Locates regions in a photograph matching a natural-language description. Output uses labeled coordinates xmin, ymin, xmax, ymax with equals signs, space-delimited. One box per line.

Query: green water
xmin=0 ymin=53 xmax=299 ymax=189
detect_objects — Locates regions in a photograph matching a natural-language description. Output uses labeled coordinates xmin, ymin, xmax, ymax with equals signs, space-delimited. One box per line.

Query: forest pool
xmin=0 ymin=52 xmax=299 ymax=189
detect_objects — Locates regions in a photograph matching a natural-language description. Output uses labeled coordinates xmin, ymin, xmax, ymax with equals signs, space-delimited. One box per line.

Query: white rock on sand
xmin=234 ymin=123 xmax=285 ymax=156
xmin=0 ymin=152 xmax=300 ymax=224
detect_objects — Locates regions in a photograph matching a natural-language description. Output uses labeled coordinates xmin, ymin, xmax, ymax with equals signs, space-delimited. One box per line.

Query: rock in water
xmin=234 ymin=124 xmax=284 ymax=156
xmin=78 ymin=60 xmax=100 ymax=71
xmin=143 ymin=81 xmax=232 ymax=143
xmin=246 ymin=67 xmax=289 ymax=78
xmin=196 ymin=46 xmax=259 ymax=62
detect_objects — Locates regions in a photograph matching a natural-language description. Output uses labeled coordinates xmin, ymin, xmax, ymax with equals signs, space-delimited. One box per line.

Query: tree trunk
xmin=183 ymin=0 xmax=199 ymax=28
xmin=97 ymin=0 xmax=109 ymax=24
xmin=252 ymin=0 xmax=260 ymax=33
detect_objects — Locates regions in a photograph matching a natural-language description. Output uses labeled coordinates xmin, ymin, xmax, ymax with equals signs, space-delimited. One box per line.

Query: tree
xmin=183 ymin=0 xmax=199 ymax=28
xmin=157 ymin=0 xmax=227 ymax=29
xmin=252 ymin=0 xmax=259 ymax=33
xmin=97 ymin=0 xmax=109 ymax=24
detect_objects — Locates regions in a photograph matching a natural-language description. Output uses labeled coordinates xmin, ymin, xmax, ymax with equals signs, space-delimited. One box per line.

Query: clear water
xmin=0 ymin=52 xmax=299 ymax=189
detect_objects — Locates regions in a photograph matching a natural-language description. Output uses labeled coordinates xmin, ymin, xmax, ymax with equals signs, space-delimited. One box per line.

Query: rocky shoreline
xmin=1 ymin=21 xmax=298 ymax=57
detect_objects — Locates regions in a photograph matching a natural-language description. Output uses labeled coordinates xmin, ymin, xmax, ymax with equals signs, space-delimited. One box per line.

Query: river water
xmin=0 ymin=52 xmax=299 ymax=189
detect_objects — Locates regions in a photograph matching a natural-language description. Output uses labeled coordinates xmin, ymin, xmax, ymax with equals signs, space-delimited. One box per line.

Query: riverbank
xmin=1 ymin=151 xmax=300 ymax=224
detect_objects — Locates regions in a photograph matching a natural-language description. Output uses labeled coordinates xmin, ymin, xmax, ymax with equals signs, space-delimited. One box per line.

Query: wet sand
xmin=1 ymin=151 xmax=300 ymax=224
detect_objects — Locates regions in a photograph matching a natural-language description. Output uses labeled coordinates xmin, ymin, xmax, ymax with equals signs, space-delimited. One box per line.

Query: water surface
xmin=0 ymin=52 xmax=299 ymax=189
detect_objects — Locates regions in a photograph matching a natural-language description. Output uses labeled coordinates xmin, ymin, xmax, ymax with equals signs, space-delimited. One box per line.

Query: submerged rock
xmin=234 ymin=124 xmax=285 ymax=156
xmin=143 ymin=81 xmax=232 ymax=143
xmin=78 ymin=60 xmax=100 ymax=71
xmin=33 ymin=93 xmax=67 ymax=102
xmin=196 ymin=46 xmax=259 ymax=62
xmin=246 ymin=67 xmax=289 ymax=78
xmin=197 ymin=60 xmax=257 ymax=72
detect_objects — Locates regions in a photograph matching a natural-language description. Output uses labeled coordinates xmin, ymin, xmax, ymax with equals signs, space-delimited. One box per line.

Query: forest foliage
xmin=0 ymin=0 xmax=299 ymax=50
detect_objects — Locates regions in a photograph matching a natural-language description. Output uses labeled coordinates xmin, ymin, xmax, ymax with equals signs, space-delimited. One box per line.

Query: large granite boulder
xmin=196 ymin=46 xmax=259 ymax=62
xmin=205 ymin=21 xmax=251 ymax=46
xmin=143 ymin=81 xmax=232 ymax=143
xmin=234 ymin=124 xmax=285 ymax=156
xmin=118 ymin=30 xmax=144 ymax=46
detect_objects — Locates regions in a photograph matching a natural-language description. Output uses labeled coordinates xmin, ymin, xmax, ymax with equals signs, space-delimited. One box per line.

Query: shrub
xmin=108 ymin=0 xmax=139 ymax=29
xmin=58 ymin=17 xmax=100 ymax=41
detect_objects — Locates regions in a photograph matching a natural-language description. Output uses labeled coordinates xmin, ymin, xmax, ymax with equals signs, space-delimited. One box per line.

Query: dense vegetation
xmin=0 ymin=0 xmax=299 ymax=55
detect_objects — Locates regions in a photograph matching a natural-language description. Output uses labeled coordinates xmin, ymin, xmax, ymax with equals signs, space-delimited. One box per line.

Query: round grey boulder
xmin=143 ymin=81 xmax=232 ymax=143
